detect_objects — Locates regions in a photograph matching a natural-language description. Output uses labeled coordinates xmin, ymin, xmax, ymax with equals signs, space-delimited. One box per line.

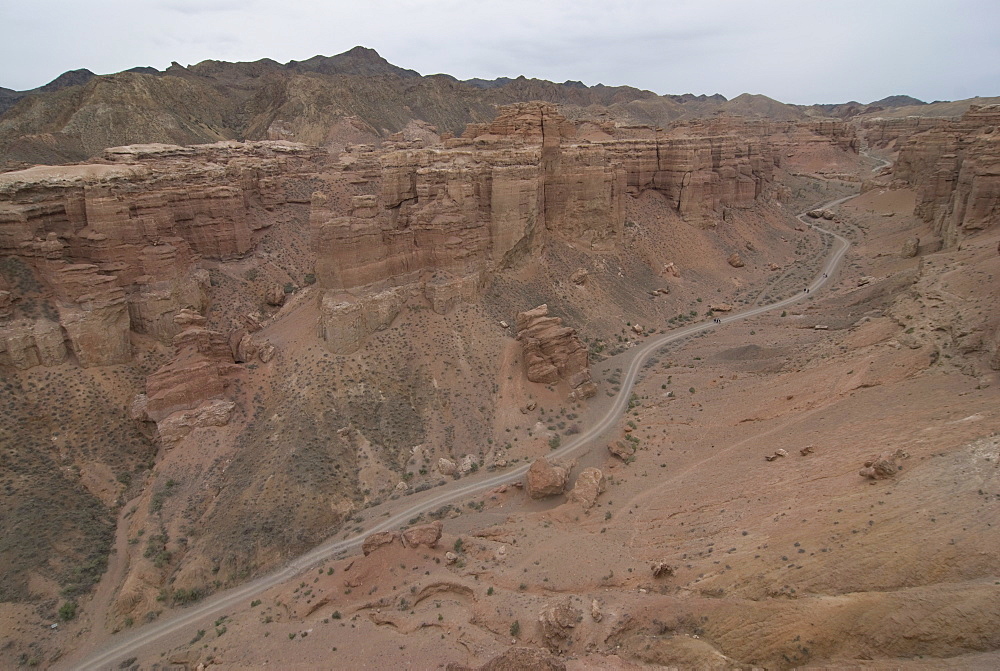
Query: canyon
xmin=0 ymin=48 xmax=998 ymax=670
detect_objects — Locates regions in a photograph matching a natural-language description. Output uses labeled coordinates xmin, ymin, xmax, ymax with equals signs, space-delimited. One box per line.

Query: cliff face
xmin=894 ymin=105 xmax=1000 ymax=246
xmin=313 ymin=103 xmax=626 ymax=353
xmin=312 ymin=104 xmax=828 ymax=354
xmin=0 ymin=141 xmax=320 ymax=368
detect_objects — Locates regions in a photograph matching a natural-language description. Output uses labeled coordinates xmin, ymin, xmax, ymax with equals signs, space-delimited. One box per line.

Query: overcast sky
xmin=1 ymin=0 xmax=997 ymax=104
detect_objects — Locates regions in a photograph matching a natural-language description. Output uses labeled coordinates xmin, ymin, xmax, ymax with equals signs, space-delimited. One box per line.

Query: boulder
xmin=362 ymin=531 xmax=399 ymax=556
xmin=525 ymin=458 xmax=569 ymax=499
xmin=608 ymin=440 xmax=635 ymax=461
xmin=901 ymin=236 xmax=920 ymax=258
xmin=537 ymin=600 xmax=583 ymax=652
xmin=651 ymin=562 xmax=675 ymax=578
xmin=727 ymin=253 xmax=745 ymax=268
xmin=476 ymin=647 xmax=567 ymax=671
xmin=265 ymin=285 xmax=286 ymax=306
xmin=569 ymin=269 xmax=588 ymax=285
xmin=401 ymin=521 xmax=442 ymax=549
xmin=516 ymin=305 xmax=592 ymax=391
xmin=438 ymin=458 xmax=458 ymax=476
xmin=567 ymin=467 xmax=606 ymax=509
xmin=860 ymin=449 xmax=908 ymax=479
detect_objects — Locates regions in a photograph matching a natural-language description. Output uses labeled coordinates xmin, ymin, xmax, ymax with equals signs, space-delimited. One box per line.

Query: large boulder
xmin=901 ymin=236 xmax=920 ymax=258
xmin=362 ymin=531 xmax=399 ymax=556
xmin=401 ymin=521 xmax=442 ymax=549
xmin=537 ymin=599 xmax=583 ymax=652
xmin=860 ymin=449 xmax=908 ymax=479
xmin=515 ymin=305 xmax=593 ymax=394
xmin=567 ymin=467 xmax=606 ymax=509
xmin=525 ymin=458 xmax=569 ymax=499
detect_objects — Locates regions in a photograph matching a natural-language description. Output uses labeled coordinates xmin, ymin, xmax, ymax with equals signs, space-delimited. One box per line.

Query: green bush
xmin=58 ymin=601 xmax=78 ymax=621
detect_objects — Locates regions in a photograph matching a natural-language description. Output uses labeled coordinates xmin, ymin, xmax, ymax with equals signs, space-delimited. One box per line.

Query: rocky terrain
xmin=0 ymin=48 xmax=998 ymax=670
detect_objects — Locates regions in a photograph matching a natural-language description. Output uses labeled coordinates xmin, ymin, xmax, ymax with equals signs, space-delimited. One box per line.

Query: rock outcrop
xmin=525 ymin=458 xmax=570 ymax=499
xmin=515 ymin=304 xmax=593 ymax=392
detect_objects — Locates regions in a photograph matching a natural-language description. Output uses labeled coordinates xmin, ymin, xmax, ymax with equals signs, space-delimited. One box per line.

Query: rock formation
xmin=515 ymin=304 xmax=593 ymax=393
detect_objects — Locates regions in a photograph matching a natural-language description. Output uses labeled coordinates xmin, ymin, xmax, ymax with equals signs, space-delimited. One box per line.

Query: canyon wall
xmin=312 ymin=103 xmax=842 ymax=353
xmin=894 ymin=105 xmax=1000 ymax=246
xmin=0 ymin=141 xmax=320 ymax=369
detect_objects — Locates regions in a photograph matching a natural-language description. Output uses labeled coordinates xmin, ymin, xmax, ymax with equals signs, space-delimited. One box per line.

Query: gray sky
xmin=1 ymin=0 xmax=997 ymax=104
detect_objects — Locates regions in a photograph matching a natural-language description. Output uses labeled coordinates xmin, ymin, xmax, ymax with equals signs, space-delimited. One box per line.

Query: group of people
xmin=712 ymin=317 xmax=722 ymax=324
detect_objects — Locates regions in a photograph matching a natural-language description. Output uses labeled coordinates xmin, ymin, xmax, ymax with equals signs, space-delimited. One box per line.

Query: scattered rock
xmin=362 ymin=531 xmax=398 ymax=556
xmin=662 ymin=262 xmax=680 ymax=278
xmin=258 ymin=341 xmax=276 ymax=362
xmin=806 ymin=209 xmax=823 ymax=219
xmin=444 ymin=551 xmax=458 ymax=564
xmin=401 ymin=521 xmax=442 ymax=549
xmin=567 ymin=467 xmax=606 ymax=509
xmin=860 ymin=449 xmax=909 ymax=479
xmin=525 ymin=458 xmax=569 ymax=499
xmin=800 ymin=445 xmax=815 ymax=456
xmin=727 ymin=253 xmax=745 ymax=268
xmin=569 ymin=269 xmax=588 ymax=285
xmin=821 ymin=209 xmax=835 ymax=220
xmin=764 ymin=449 xmax=787 ymax=462
xmin=709 ymin=303 xmax=733 ymax=312
xmin=901 ymin=236 xmax=920 ymax=258
xmin=768 ymin=262 xmax=781 ymax=271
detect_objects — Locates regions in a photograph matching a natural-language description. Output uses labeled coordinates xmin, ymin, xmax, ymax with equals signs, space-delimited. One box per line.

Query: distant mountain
xmin=0 ymin=45 xmax=989 ymax=169
xmin=37 ymin=68 xmax=95 ymax=93
xmin=869 ymin=94 xmax=926 ymax=107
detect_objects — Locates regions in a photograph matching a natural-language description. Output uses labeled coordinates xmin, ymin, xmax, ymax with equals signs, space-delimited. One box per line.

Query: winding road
xmin=68 ymin=187 xmax=867 ymax=670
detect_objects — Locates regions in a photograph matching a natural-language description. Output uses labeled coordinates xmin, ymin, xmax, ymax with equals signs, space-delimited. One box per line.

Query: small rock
xmin=800 ymin=446 xmax=815 ymax=456
xmin=860 ymin=449 xmax=908 ymax=480
xmin=727 ymin=253 xmax=745 ymax=268
xmin=445 ymin=551 xmax=458 ymax=564
xmin=591 ymin=598 xmax=603 ymax=622
xmin=651 ymin=562 xmax=675 ymax=578
xmin=570 ymin=269 xmax=589 ymax=285
xmin=608 ymin=440 xmax=635 ymax=461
